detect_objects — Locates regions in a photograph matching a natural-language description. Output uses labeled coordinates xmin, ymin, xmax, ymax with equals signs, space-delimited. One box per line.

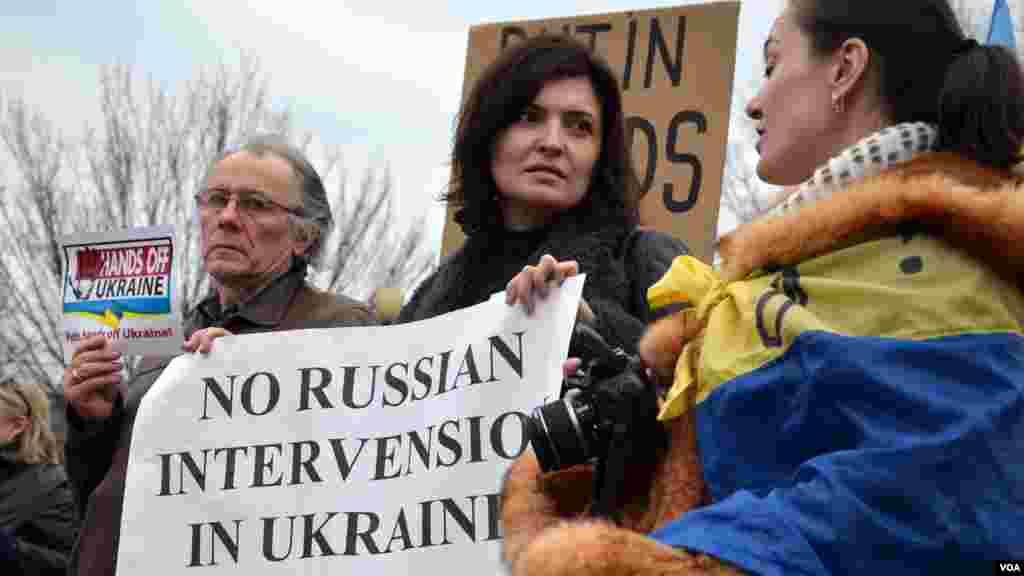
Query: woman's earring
xmin=832 ymin=94 xmax=845 ymax=114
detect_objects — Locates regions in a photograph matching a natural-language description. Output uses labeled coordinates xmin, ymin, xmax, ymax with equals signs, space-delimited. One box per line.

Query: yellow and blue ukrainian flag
xmin=646 ymin=232 xmax=1024 ymax=574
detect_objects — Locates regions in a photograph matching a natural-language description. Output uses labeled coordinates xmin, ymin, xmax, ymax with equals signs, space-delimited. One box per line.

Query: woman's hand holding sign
xmin=506 ymin=254 xmax=595 ymax=323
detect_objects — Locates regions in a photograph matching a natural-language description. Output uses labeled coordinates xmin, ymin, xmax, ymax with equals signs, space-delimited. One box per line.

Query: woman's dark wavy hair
xmin=446 ymin=34 xmax=639 ymax=235
xmin=793 ymin=0 xmax=1024 ymax=169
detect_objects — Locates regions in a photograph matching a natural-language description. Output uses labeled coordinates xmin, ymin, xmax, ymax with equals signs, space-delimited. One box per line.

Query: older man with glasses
xmin=61 ymin=136 xmax=373 ymax=576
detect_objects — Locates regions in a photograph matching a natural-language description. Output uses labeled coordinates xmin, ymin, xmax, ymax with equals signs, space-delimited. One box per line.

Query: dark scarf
xmin=400 ymin=223 xmax=632 ymax=325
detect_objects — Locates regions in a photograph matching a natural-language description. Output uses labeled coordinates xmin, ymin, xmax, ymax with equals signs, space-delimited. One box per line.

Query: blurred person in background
xmin=0 ymin=377 xmax=77 ymax=576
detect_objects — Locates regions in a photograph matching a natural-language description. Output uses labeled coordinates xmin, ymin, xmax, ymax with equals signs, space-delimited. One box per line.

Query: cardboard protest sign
xmin=116 ymin=277 xmax=585 ymax=574
xmin=61 ymin=225 xmax=183 ymax=360
xmin=442 ymin=1 xmax=740 ymax=264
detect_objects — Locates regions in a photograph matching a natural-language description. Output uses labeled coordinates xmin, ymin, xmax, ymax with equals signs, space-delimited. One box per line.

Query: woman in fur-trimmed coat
xmin=499 ymin=2 xmax=1024 ymax=575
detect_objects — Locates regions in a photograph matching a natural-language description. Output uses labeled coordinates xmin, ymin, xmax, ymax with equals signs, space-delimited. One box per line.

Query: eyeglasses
xmin=0 ymin=376 xmax=31 ymax=419
xmin=195 ymin=189 xmax=306 ymax=220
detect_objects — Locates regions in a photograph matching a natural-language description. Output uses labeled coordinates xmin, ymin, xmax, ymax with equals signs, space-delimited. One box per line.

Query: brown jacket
xmin=64 ymin=268 xmax=372 ymax=576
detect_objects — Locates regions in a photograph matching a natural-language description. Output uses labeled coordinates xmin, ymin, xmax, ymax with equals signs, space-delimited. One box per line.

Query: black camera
xmin=526 ymin=323 xmax=656 ymax=474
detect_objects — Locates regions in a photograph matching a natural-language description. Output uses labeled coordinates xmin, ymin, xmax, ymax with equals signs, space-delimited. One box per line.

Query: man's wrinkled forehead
xmin=205 ymin=150 xmax=301 ymax=203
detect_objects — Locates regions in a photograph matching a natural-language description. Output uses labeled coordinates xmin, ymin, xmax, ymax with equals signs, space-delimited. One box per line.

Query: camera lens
xmin=527 ymin=399 xmax=591 ymax=473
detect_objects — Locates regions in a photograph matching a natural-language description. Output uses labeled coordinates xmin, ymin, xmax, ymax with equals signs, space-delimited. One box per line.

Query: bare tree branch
xmin=0 ymin=57 xmax=434 ymax=395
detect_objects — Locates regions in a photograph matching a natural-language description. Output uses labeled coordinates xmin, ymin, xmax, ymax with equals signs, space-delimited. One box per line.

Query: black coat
xmin=398 ymin=224 xmax=688 ymax=356
xmin=0 ymin=459 xmax=77 ymax=575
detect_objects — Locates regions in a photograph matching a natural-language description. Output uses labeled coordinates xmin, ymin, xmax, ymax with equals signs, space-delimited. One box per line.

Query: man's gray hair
xmin=207 ymin=134 xmax=334 ymax=266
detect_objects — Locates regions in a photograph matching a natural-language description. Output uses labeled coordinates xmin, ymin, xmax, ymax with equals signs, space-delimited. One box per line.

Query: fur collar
xmin=718 ymin=152 xmax=1024 ymax=291
xmin=769 ymin=122 xmax=938 ymax=217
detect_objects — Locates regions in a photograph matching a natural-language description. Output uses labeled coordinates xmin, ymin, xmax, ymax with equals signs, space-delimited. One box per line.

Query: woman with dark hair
xmin=0 ymin=378 xmax=77 ymax=575
xmin=500 ymin=1 xmax=1024 ymax=575
xmin=397 ymin=35 xmax=687 ymax=355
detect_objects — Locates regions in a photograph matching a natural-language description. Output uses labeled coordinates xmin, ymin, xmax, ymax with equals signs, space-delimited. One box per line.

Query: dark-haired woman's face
xmin=491 ymin=76 xmax=602 ymax=229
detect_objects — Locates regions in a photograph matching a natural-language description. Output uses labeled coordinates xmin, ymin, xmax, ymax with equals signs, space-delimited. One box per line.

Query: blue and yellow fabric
xmin=646 ymin=234 xmax=1024 ymax=574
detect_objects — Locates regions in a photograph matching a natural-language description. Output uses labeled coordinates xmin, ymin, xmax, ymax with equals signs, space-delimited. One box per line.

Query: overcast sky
xmin=0 ymin=0 xmax=783 ymax=259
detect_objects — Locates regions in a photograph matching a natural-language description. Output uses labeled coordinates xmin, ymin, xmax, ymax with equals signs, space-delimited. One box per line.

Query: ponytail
xmin=794 ymin=0 xmax=1024 ymax=171
xmin=937 ymin=42 xmax=1024 ymax=169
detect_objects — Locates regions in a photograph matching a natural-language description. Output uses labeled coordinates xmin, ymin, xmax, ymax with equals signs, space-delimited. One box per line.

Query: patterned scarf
xmin=768 ymin=122 xmax=939 ymax=217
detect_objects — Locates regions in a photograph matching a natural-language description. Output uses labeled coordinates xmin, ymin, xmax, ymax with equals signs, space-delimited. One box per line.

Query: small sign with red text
xmin=61 ymin=225 xmax=182 ymax=361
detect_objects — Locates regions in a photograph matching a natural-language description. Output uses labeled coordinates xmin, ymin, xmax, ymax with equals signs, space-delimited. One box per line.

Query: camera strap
xmin=590 ymin=420 xmax=633 ymax=522
xmin=588 ymin=370 xmax=664 ymax=522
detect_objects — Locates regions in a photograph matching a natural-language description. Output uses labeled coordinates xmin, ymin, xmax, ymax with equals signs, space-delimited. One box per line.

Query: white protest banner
xmin=61 ymin=225 xmax=183 ymax=360
xmin=116 ymin=276 xmax=585 ymax=575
